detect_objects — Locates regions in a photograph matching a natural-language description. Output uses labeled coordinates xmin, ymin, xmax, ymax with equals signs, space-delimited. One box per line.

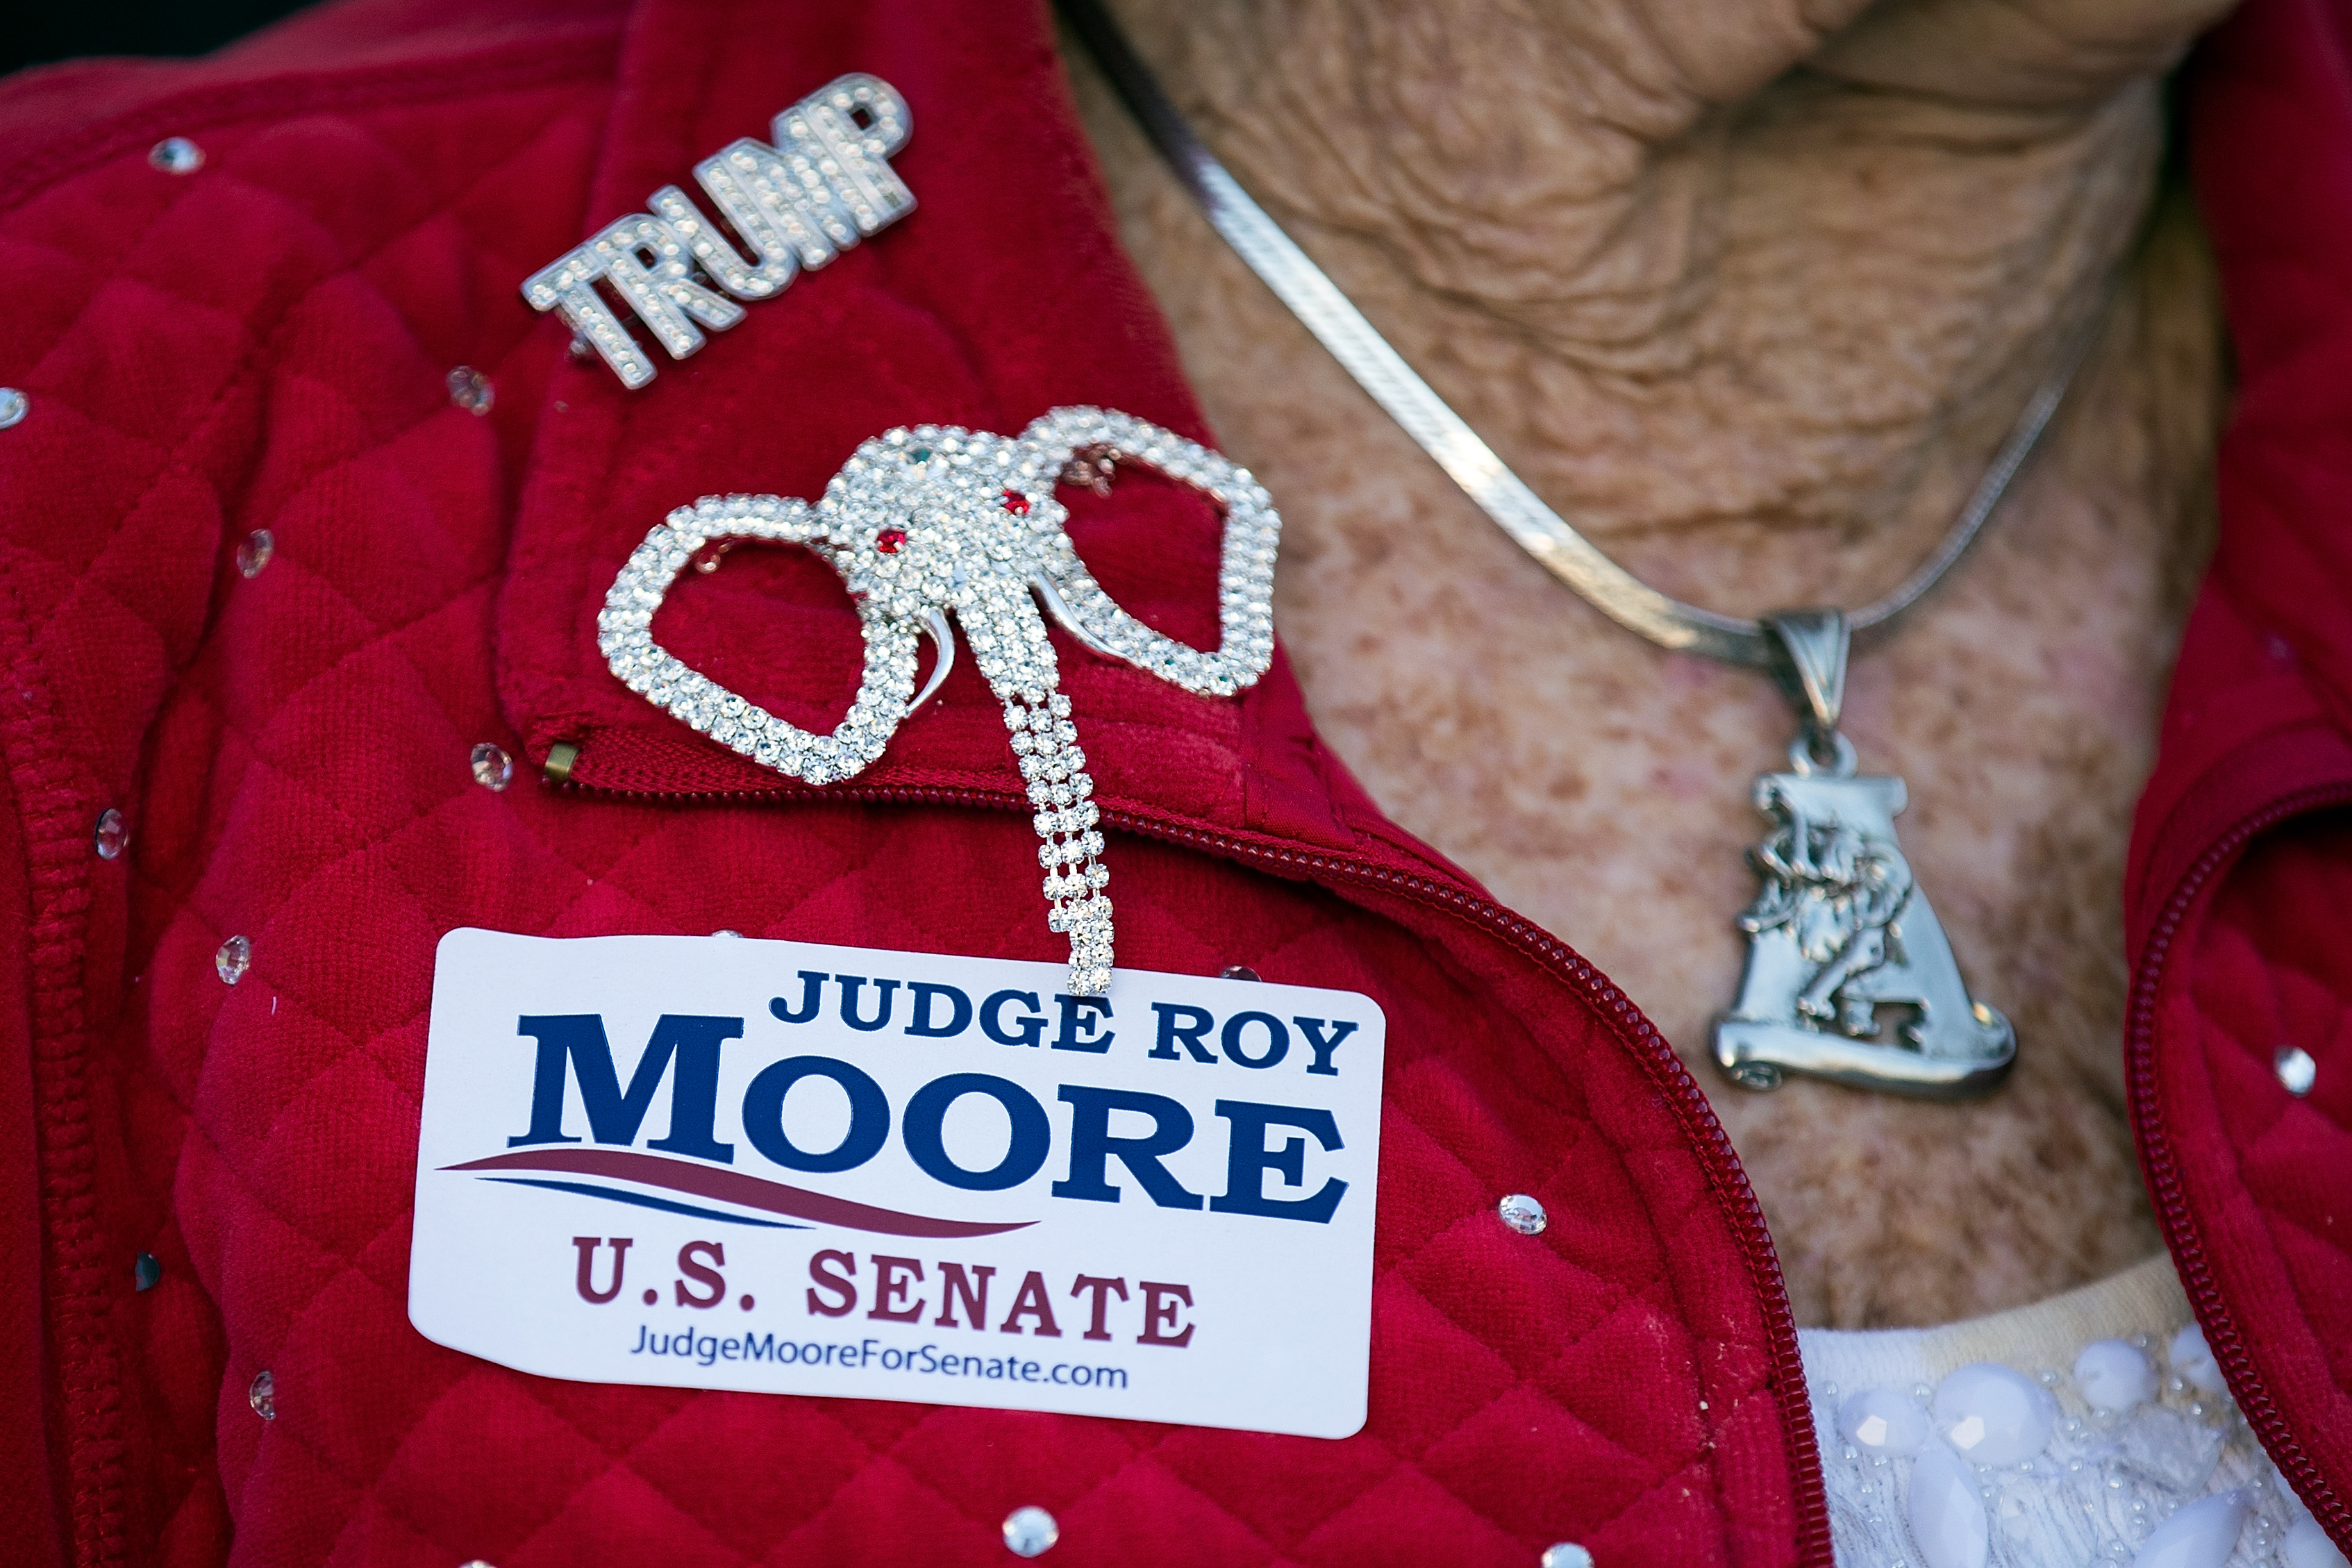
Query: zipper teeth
xmin=547 ymin=768 xmax=1835 ymax=1565
xmin=2126 ymin=782 xmax=2352 ymax=1542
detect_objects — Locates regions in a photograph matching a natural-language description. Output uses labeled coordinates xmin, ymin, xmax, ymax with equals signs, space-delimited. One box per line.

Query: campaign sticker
xmin=409 ymin=929 xmax=1385 ymax=1439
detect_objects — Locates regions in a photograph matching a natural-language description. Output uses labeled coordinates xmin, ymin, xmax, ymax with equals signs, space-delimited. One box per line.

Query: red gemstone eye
xmin=875 ymin=528 xmax=907 ymax=553
xmin=1001 ymin=490 xmax=1029 ymax=515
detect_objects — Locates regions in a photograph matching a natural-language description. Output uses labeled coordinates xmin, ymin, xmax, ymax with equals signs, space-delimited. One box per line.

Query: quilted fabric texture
xmin=0 ymin=1 xmax=1828 ymax=1564
xmin=2121 ymin=0 xmax=2352 ymax=1547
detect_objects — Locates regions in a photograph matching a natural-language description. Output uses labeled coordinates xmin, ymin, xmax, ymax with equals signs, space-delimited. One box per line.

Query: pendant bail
xmin=1765 ymin=608 xmax=1851 ymax=735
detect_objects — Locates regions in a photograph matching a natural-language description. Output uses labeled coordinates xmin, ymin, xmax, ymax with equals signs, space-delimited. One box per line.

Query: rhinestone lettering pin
xmin=524 ymin=74 xmax=915 ymax=389
xmin=600 ymin=408 xmax=1281 ymax=995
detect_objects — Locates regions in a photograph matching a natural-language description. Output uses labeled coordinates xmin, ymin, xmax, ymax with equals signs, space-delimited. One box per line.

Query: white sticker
xmin=410 ymin=929 xmax=1385 ymax=1440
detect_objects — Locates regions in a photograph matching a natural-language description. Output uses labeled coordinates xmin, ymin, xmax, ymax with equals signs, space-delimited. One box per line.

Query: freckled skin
xmin=1064 ymin=0 xmax=2230 ymax=1326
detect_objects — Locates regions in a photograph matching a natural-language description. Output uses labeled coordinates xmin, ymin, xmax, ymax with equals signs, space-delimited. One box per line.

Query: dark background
xmin=3 ymin=0 xmax=321 ymax=77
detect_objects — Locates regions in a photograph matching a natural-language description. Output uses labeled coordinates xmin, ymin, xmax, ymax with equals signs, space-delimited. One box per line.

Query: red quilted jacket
xmin=0 ymin=0 xmax=2341 ymax=1562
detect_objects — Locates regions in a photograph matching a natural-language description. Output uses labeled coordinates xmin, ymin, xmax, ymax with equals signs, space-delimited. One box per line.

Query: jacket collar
xmin=495 ymin=0 xmax=1377 ymax=855
xmin=2126 ymin=10 xmax=2352 ymax=953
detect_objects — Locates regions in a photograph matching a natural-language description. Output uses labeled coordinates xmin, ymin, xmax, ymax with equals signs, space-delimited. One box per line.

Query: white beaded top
xmin=1800 ymin=1255 xmax=2345 ymax=1568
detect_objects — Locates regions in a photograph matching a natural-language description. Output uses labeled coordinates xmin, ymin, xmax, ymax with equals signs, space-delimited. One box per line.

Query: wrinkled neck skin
xmin=1067 ymin=0 xmax=2232 ymax=1327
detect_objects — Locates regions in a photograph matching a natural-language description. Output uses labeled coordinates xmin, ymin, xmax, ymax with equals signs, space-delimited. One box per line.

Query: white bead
xmin=2073 ymin=1339 xmax=2157 ymax=1413
xmin=2170 ymin=1325 xmax=2227 ymax=1396
xmin=1002 ymin=1505 xmax=1058 ymax=1557
xmin=1837 ymin=1387 xmax=1929 ymax=1457
xmin=2284 ymin=1517 xmax=2351 ymax=1568
xmin=469 ymin=743 xmax=512 ymax=792
xmin=2276 ymin=1044 xmax=2317 ymax=1096
xmin=149 ymin=137 xmax=204 ymax=174
xmin=1908 ymin=1444 xmax=1990 ymax=1568
xmin=1932 ymin=1363 xmax=2057 ymax=1467
xmin=92 ymin=808 xmax=128 ymax=861
xmin=1496 ymin=1194 xmax=1547 ymax=1235
xmin=1540 ymin=1546 xmax=1593 ymax=1568
xmin=2129 ymin=1488 xmax=2248 ymax=1568
xmin=236 ymin=529 xmax=274 ymax=578
xmin=447 ymin=365 xmax=494 ymax=414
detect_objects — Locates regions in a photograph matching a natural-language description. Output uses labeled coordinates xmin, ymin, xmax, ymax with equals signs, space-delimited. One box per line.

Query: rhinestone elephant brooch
xmin=598 ymin=408 xmax=1281 ymax=996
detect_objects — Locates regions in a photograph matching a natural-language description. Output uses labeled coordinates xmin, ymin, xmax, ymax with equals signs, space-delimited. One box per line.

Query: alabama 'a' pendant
xmin=1711 ymin=611 xmax=2015 ymax=1099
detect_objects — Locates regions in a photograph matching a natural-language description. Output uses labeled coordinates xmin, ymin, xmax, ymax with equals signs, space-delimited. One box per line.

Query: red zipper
xmin=542 ymin=760 xmax=1835 ymax=1565
xmin=2126 ymin=781 xmax=2352 ymax=1544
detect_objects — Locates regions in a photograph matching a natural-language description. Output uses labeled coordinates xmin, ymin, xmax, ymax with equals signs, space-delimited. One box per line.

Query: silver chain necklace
xmin=1064 ymin=0 xmax=2110 ymax=1099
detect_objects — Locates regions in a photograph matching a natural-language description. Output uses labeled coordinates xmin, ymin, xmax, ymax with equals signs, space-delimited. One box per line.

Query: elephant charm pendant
xmin=1710 ymin=612 xmax=2015 ymax=1099
xmin=598 ymin=408 xmax=1281 ymax=997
